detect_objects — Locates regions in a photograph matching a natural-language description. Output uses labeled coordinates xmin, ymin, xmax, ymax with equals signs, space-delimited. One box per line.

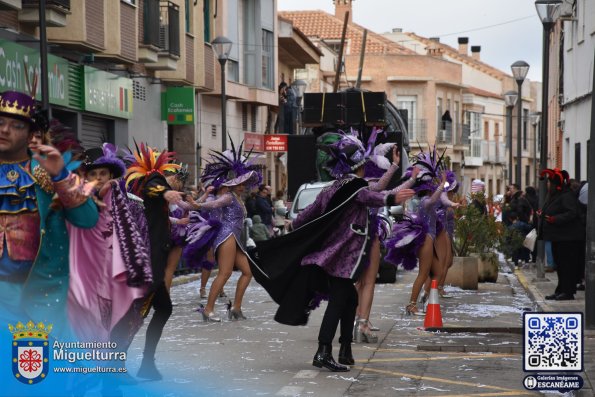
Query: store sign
xmin=0 ymin=40 xmax=69 ymax=107
xmin=264 ymin=134 xmax=288 ymax=152
xmin=163 ymin=87 xmax=194 ymax=125
xmin=244 ymin=132 xmax=264 ymax=152
xmin=83 ymin=66 xmax=133 ymax=119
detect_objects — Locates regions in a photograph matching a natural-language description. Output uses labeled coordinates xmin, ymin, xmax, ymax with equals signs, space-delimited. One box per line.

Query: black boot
xmin=338 ymin=342 xmax=354 ymax=366
xmin=137 ymin=356 xmax=163 ymax=380
xmin=312 ymin=344 xmax=349 ymax=372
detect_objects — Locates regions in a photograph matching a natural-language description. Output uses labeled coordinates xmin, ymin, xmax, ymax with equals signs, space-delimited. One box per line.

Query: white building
xmin=559 ymin=0 xmax=594 ymax=181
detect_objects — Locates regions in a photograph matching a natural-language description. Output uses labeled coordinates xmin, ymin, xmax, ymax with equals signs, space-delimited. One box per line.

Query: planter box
xmin=445 ymin=256 xmax=479 ymax=290
xmin=478 ymin=256 xmax=499 ymax=283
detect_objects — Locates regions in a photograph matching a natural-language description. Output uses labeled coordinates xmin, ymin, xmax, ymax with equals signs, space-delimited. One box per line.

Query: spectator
xmin=469 ymin=179 xmax=487 ymax=215
xmin=276 ymin=82 xmax=288 ymax=133
xmin=255 ymin=184 xmax=274 ymax=231
xmin=508 ymin=211 xmax=532 ymax=266
xmin=273 ymin=190 xmax=287 ymax=231
xmin=539 ymin=169 xmax=583 ymax=301
xmin=509 ymin=184 xmax=532 ymax=224
xmin=250 ymin=215 xmax=271 ymax=242
xmin=524 ymin=186 xmax=539 ymax=262
xmin=245 ymin=190 xmax=258 ymax=218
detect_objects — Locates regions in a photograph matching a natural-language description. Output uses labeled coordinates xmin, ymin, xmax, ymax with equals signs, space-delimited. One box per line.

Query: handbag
xmin=523 ymin=228 xmax=537 ymax=251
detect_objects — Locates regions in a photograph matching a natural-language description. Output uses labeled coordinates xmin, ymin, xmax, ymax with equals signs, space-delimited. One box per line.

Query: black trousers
xmin=318 ymin=276 xmax=358 ymax=346
xmin=143 ymin=282 xmax=173 ymax=359
xmin=551 ymin=240 xmax=583 ymax=296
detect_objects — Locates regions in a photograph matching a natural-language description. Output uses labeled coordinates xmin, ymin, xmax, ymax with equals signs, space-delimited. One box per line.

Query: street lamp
xmin=511 ymin=60 xmax=530 ymax=187
xmin=292 ymin=79 xmax=307 ymax=134
xmin=530 ymin=111 xmax=542 ymax=186
xmin=534 ymin=0 xmax=561 ymax=282
xmin=504 ymin=90 xmax=518 ymax=185
xmin=212 ymin=36 xmax=233 ymax=151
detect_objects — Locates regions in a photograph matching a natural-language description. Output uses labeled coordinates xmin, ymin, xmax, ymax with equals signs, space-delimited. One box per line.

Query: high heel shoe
xmin=199 ymin=288 xmax=207 ymax=299
xmin=227 ymin=300 xmax=247 ymax=320
xmin=405 ymin=302 xmax=425 ymax=316
xmin=353 ymin=319 xmax=378 ymax=343
xmin=197 ymin=303 xmax=221 ymax=322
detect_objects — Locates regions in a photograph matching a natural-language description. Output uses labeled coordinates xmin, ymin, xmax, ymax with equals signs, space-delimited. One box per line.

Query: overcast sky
xmin=278 ymin=0 xmax=544 ymax=82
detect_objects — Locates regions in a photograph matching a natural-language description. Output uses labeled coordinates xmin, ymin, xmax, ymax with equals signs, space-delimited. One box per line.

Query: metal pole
xmin=355 ymin=29 xmax=368 ymax=89
xmin=39 ymin=0 xmax=51 ymax=118
xmin=516 ymin=80 xmax=523 ymax=187
xmin=534 ymin=120 xmax=539 ymax=186
xmin=333 ymin=11 xmax=349 ymax=93
xmin=536 ymin=22 xmax=553 ymax=282
xmin=585 ymin=30 xmax=595 ymax=329
xmin=507 ymin=105 xmax=513 ymax=185
xmin=220 ymin=58 xmax=227 ymax=151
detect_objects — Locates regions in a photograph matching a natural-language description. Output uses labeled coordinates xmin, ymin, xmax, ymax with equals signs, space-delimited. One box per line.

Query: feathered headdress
xmin=363 ymin=127 xmax=393 ymax=179
xmin=403 ymin=143 xmax=452 ymax=193
xmin=165 ymin=162 xmax=190 ymax=184
xmin=317 ymin=129 xmax=366 ymax=178
xmin=125 ymin=141 xmax=180 ymax=195
xmin=200 ymin=137 xmax=262 ymax=188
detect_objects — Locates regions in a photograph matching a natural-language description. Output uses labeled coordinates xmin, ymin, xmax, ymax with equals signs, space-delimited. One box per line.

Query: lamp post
xmin=535 ymin=0 xmax=561 ymax=282
xmin=511 ymin=61 xmax=530 ymax=188
xmin=530 ymin=112 xmax=542 ymax=186
xmin=292 ymin=79 xmax=307 ymax=135
xmin=504 ymin=90 xmax=519 ymax=185
xmin=212 ymin=36 xmax=233 ymax=151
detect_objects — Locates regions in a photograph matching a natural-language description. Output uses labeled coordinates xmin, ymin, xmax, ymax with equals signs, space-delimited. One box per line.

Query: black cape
xmin=248 ymin=178 xmax=368 ymax=326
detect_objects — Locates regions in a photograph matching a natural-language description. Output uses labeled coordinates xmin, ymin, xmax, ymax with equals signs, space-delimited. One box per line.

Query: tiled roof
xmin=464 ymin=86 xmax=503 ymax=100
xmin=279 ymin=10 xmax=414 ymax=55
xmin=403 ymin=32 xmax=510 ymax=80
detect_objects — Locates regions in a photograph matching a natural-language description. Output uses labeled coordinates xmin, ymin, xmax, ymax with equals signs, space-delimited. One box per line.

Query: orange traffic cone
xmin=424 ymin=279 xmax=443 ymax=329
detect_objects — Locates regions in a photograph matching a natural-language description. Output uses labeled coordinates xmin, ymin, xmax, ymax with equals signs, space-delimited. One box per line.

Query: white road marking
xmin=276 ymin=386 xmax=304 ymax=396
xmin=293 ymin=370 xmax=319 ymax=379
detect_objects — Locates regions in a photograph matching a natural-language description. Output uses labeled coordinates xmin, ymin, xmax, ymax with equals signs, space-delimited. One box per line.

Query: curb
xmin=514 ymin=269 xmax=552 ymax=312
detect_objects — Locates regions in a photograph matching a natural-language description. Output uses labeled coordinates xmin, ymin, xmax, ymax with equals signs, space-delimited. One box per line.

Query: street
xmin=116 ymin=267 xmax=582 ymax=397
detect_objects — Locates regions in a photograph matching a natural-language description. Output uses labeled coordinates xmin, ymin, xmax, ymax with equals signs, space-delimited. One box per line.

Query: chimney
xmin=429 ymin=37 xmax=440 ymax=43
xmin=458 ymin=37 xmax=469 ymax=55
xmin=392 ymin=28 xmax=403 ymax=33
xmin=334 ymin=0 xmax=353 ymax=23
xmin=471 ymin=45 xmax=481 ymax=61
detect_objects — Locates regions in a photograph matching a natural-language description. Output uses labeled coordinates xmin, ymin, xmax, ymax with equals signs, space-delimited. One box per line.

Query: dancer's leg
xmin=408 ymin=236 xmax=434 ymax=307
xmin=232 ymin=250 xmax=252 ymax=310
xmin=164 ymin=246 xmax=182 ymax=291
xmin=204 ymin=238 xmax=236 ymax=313
xmin=355 ymin=237 xmax=380 ymax=321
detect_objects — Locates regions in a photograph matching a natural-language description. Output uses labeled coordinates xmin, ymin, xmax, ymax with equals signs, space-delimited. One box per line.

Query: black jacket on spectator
xmin=510 ymin=191 xmax=532 ymax=224
xmin=255 ymin=194 xmax=273 ymax=226
xmin=538 ymin=188 xmax=582 ymax=242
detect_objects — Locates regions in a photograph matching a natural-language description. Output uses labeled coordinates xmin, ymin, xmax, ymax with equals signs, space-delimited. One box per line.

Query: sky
xmin=278 ymin=0 xmax=544 ymax=82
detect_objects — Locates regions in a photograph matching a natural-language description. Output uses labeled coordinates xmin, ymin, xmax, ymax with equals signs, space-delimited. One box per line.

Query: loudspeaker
xmin=302 ymin=93 xmax=345 ymax=126
xmin=344 ymin=91 xmax=387 ymax=125
xmin=287 ymin=135 xmax=318 ymax=201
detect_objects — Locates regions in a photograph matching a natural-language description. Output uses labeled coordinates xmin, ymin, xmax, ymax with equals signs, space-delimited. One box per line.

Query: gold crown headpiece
xmin=0 ymin=98 xmax=34 ymax=119
xmin=8 ymin=321 xmax=53 ymax=340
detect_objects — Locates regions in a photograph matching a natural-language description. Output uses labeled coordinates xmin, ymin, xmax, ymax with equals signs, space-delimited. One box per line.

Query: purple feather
xmin=384 ymin=216 xmax=428 ymax=270
xmin=183 ymin=215 xmax=222 ymax=269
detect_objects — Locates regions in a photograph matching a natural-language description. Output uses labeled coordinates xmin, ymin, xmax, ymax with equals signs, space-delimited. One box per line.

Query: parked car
xmin=287 ymin=181 xmax=333 ymax=221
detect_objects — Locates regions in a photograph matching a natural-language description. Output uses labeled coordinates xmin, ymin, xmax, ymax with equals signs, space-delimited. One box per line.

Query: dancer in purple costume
xmin=195 ymin=140 xmax=262 ymax=321
xmin=291 ymin=131 xmax=414 ymax=371
xmin=354 ymin=135 xmax=418 ymax=343
xmin=385 ymin=148 xmax=448 ymax=315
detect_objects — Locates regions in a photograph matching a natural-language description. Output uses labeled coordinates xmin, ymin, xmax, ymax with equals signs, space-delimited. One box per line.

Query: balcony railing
xmin=464 ymin=135 xmax=483 ymax=166
xmin=22 ymin=0 xmax=70 ymax=10
xmin=482 ymin=141 xmax=506 ymax=164
xmin=406 ymin=119 xmax=427 ymax=144
xmin=159 ymin=1 xmax=180 ymax=56
xmin=143 ymin=0 xmax=160 ymax=48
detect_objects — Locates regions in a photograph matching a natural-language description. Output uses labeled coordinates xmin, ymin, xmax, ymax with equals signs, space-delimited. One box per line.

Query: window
xmin=203 ymin=0 xmax=211 ymax=43
xmin=495 ymin=122 xmax=500 ymax=141
xmin=261 ymin=29 xmax=274 ymax=89
xmin=242 ymin=0 xmax=257 ymax=86
xmin=185 ymin=0 xmax=191 ymax=33
xmin=525 ymin=165 xmax=531 ymax=188
xmin=211 ymin=124 xmax=217 ymax=138
xmin=436 ymin=97 xmax=443 ymax=132
xmin=396 ymin=95 xmax=417 ymax=141
xmin=484 ymin=121 xmax=489 ymax=140
xmin=242 ymin=104 xmax=248 ymax=131
xmin=251 ymin=105 xmax=258 ymax=132
xmin=575 ymin=142 xmax=581 ymax=181
xmin=227 ymin=60 xmax=239 ymax=82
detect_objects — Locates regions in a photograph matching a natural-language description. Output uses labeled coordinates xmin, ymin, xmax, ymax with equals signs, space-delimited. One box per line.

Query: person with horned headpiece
xmin=194 ymin=138 xmax=262 ymax=322
xmin=0 ymin=89 xmax=99 ymax=338
xmin=125 ymin=143 xmax=184 ymax=380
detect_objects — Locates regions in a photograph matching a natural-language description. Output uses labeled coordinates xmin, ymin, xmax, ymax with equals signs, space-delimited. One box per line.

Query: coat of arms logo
xmin=8 ymin=320 xmax=52 ymax=385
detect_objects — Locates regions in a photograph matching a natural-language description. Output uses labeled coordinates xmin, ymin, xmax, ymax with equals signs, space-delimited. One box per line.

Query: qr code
xmin=523 ymin=312 xmax=583 ymax=372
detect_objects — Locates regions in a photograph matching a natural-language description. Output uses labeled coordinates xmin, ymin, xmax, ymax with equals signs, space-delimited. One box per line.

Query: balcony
xmin=19 ymin=0 xmax=70 ymax=27
xmin=145 ymin=1 xmax=180 ymax=71
xmin=483 ymin=141 xmax=506 ymax=164
xmin=464 ymin=135 xmax=483 ymax=167
xmin=0 ymin=0 xmax=21 ymax=10
xmin=46 ymin=1 xmax=105 ymax=53
xmin=139 ymin=0 xmax=160 ymax=63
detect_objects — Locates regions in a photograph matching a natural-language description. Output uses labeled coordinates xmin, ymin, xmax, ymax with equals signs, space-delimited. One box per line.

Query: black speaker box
xmin=287 ymin=135 xmax=318 ymax=201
